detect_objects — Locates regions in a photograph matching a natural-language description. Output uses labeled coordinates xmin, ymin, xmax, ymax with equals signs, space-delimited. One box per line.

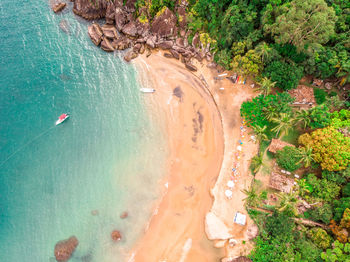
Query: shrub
xmin=314 ymin=87 xmax=328 ymax=104
xmin=343 ymin=183 xmax=350 ymax=197
xmin=276 ymin=146 xmax=302 ymax=172
xmin=333 ymin=197 xmax=350 ymax=222
xmin=304 ymin=203 xmax=333 ymax=224
xmin=321 ymin=241 xmax=350 ymax=262
xmin=307 ymin=227 xmax=332 ymax=249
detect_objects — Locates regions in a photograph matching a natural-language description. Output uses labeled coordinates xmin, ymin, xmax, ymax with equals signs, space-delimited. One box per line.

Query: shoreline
xmin=130 ymin=51 xmax=258 ymax=261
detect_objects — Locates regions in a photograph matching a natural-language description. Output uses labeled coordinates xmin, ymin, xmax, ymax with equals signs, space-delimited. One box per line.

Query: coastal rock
xmin=170 ymin=49 xmax=180 ymax=59
xmin=105 ymin=2 xmax=115 ymax=24
xmin=146 ymin=47 xmax=152 ymax=57
xmin=192 ymin=33 xmax=199 ymax=48
xmin=101 ymin=24 xmax=118 ymax=39
xmin=53 ymin=3 xmax=66 ymax=13
xmin=88 ymin=23 xmax=103 ymax=46
xmin=175 ymin=37 xmax=185 ymax=47
xmin=100 ymin=37 xmax=115 ymax=52
xmin=125 ymin=0 xmax=136 ymax=13
xmin=164 ymin=52 xmax=173 ymax=59
xmin=133 ymin=43 xmax=141 ymax=52
xmin=185 ymin=62 xmax=197 ymax=72
xmin=124 ymin=50 xmax=138 ymax=62
xmin=158 ymin=40 xmax=173 ymax=50
xmin=73 ymin=0 xmax=108 ymax=20
xmin=114 ymin=37 xmax=131 ymax=50
xmin=115 ymin=7 xmax=128 ymax=32
xmin=136 ymin=20 xmax=150 ymax=37
xmin=172 ymin=45 xmax=186 ymax=54
xmin=151 ymin=7 xmax=177 ymax=38
xmin=176 ymin=6 xmax=187 ymax=29
xmin=205 ymin=212 xmax=233 ymax=240
xmin=54 ymin=236 xmax=79 ymax=262
xmin=120 ymin=211 xmax=128 ymax=219
xmin=122 ymin=21 xmax=137 ymax=37
xmin=111 ymin=230 xmax=122 ymax=241
xmin=139 ymin=44 xmax=145 ymax=54
xmin=146 ymin=35 xmax=157 ymax=49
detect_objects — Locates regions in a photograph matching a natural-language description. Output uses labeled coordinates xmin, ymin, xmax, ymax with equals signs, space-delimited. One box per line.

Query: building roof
xmin=268 ymin=139 xmax=295 ymax=153
xmin=288 ymin=85 xmax=316 ymax=106
xmin=269 ymin=172 xmax=295 ymax=193
xmin=234 ymin=212 xmax=247 ymax=226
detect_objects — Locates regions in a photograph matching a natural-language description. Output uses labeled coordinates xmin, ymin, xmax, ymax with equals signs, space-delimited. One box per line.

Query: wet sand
xmin=130 ymin=51 xmax=258 ymax=261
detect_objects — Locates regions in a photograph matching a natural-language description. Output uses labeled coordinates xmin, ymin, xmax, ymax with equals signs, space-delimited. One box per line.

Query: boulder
xmin=105 ymin=2 xmax=115 ymax=24
xmin=88 ymin=23 xmax=103 ymax=46
xmin=120 ymin=211 xmax=128 ymax=219
xmin=73 ymin=0 xmax=108 ymax=20
xmin=146 ymin=47 xmax=152 ymax=57
xmin=164 ymin=52 xmax=173 ymax=58
xmin=136 ymin=19 xmax=150 ymax=37
xmin=125 ymin=0 xmax=136 ymax=13
xmin=151 ymin=7 xmax=177 ymax=38
xmin=54 ymin=236 xmax=79 ymax=262
xmin=172 ymin=45 xmax=186 ymax=53
xmin=139 ymin=44 xmax=145 ymax=54
xmin=53 ymin=3 xmax=66 ymax=13
xmin=175 ymin=37 xmax=185 ymax=47
xmin=185 ymin=62 xmax=197 ymax=72
xmin=192 ymin=33 xmax=199 ymax=48
xmin=115 ymin=7 xmax=128 ymax=32
xmin=146 ymin=35 xmax=157 ymax=49
xmin=124 ymin=50 xmax=138 ymax=62
xmin=111 ymin=230 xmax=122 ymax=241
xmin=101 ymin=37 xmax=115 ymax=52
xmin=170 ymin=49 xmax=180 ymax=59
xmin=122 ymin=21 xmax=138 ymax=37
xmin=101 ymin=25 xmax=118 ymax=39
xmin=114 ymin=37 xmax=131 ymax=50
xmin=205 ymin=212 xmax=233 ymax=240
xmin=133 ymin=43 xmax=141 ymax=52
xmin=158 ymin=40 xmax=173 ymax=50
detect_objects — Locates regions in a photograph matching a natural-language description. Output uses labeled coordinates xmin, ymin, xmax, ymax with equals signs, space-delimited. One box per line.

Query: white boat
xmin=55 ymin=113 xmax=69 ymax=125
xmin=140 ymin=88 xmax=155 ymax=93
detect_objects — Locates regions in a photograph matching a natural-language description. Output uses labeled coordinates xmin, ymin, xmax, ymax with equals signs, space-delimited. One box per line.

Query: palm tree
xmin=271 ymin=113 xmax=295 ymax=137
xmin=297 ymin=146 xmax=314 ymax=168
xmin=263 ymin=107 xmax=279 ymax=121
xmin=250 ymin=154 xmax=264 ymax=174
xmin=294 ymin=109 xmax=311 ymax=129
xmin=277 ymin=191 xmax=300 ymax=216
xmin=251 ymin=125 xmax=268 ymax=144
xmin=242 ymin=182 xmax=260 ymax=207
xmin=256 ymin=77 xmax=276 ymax=97
xmin=255 ymin=42 xmax=272 ymax=64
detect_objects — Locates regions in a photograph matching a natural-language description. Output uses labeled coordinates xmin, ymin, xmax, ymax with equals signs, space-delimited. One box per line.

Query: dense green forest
xmin=136 ymin=0 xmax=349 ymax=90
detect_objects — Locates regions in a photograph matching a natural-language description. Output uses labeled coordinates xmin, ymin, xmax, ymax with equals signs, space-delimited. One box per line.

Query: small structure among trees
xmin=288 ymin=85 xmax=316 ymax=108
xmin=268 ymin=139 xmax=295 ymax=154
xmin=269 ymin=172 xmax=295 ymax=193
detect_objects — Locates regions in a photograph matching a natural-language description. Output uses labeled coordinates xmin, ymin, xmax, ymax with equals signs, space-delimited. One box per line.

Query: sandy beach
xmin=130 ymin=51 xmax=258 ymax=261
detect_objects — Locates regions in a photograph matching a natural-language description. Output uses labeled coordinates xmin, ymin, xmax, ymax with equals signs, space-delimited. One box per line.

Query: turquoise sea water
xmin=0 ymin=1 xmax=167 ymax=261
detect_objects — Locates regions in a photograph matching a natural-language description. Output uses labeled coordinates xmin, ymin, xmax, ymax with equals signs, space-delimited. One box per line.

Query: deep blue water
xmin=0 ymin=1 xmax=166 ymax=261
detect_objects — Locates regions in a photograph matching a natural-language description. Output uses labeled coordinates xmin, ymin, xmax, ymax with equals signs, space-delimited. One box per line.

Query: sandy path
xmin=130 ymin=52 xmax=225 ymax=262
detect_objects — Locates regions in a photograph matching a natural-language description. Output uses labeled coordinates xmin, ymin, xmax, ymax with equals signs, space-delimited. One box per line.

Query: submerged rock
xmin=53 ymin=3 xmax=66 ymax=13
xmin=120 ymin=211 xmax=128 ymax=219
xmin=54 ymin=236 xmax=79 ymax=262
xmin=59 ymin=19 xmax=70 ymax=34
xmin=111 ymin=230 xmax=122 ymax=241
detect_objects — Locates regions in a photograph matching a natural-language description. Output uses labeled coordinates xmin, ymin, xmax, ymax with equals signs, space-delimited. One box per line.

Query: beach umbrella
xmin=227 ymin=181 xmax=235 ymax=188
xmin=225 ymin=189 xmax=233 ymax=198
xmin=237 ymin=146 xmax=242 ymax=151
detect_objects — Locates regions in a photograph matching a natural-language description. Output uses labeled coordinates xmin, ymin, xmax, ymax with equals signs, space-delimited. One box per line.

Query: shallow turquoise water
xmin=0 ymin=1 xmax=167 ymax=261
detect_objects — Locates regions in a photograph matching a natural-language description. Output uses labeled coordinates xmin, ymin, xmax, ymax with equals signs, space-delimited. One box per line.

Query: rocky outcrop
xmin=53 ymin=3 xmax=66 ymax=13
xmin=73 ymin=0 xmax=108 ymax=20
xmin=54 ymin=236 xmax=79 ymax=262
xmin=151 ymin=7 xmax=177 ymax=38
xmin=111 ymin=230 xmax=122 ymax=241
xmin=101 ymin=37 xmax=115 ymax=52
xmin=124 ymin=50 xmax=138 ymax=62
xmin=88 ymin=23 xmax=103 ymax=46
xmin=101 ymin=24 xmax=118 ymax=39
xmin=105 ymin=2 xmax=115 ymax=24
xmin=114 ymin=36 xmax=131 ymax=50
